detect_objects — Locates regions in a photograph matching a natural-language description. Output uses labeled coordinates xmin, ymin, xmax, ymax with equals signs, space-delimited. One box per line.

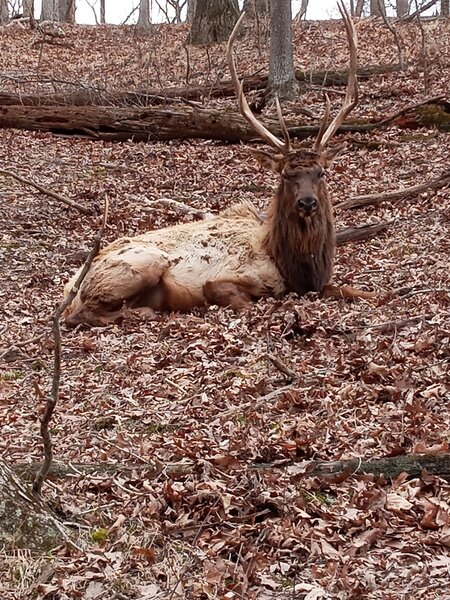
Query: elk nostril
xmin=297 ymin=196 xmax=318 ymax=211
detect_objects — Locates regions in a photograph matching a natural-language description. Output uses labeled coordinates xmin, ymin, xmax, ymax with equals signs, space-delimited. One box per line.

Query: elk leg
xmin=203 ymin=278 xmax=261 ymax=309
xmin=64 ymin=245 xmax=171 ymax=327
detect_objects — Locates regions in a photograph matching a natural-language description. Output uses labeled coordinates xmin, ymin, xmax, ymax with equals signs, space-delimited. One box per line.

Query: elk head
xmin=227 ymin=1 xmax=358 ymax=294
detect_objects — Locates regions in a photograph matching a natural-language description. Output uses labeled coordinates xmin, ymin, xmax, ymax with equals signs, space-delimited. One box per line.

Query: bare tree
xmin=40 ymin=0 xmax=56 ymax=20
xmin=370 ymin=0 xmax=386 ymax=15
xmin=137 ymin=0 xmax=150 ymax=29
xmin=396 ymin=0 xmax=409 ymax=16
xmin=188 ymin=0 xmax=239 ymax=45
xmin=22 ymin=0 xmax=34 ymax=18
xmin=40 ymin=0 xmax=74 ymax=21
xmin=186 ymin=0 xmax=196 ymax=22
xmin=0 ymin=0 xmax=9 ymax=24
xmin=267 ymin=0 xmax=297 ymax=99
xmin=294 ymin=0 xmax=309 ymax=20
xmin=100 ymin=0 xmax=105 ymax=23
xmin=442 ymin=0 xmax=449 ymax=16
xmin=58 ymin=0 xmax=75 ymax=22
xmin=243 ymin=0 xmax=270 ymax=18
xmin=355 ymin=0 xmax=366 ymax=16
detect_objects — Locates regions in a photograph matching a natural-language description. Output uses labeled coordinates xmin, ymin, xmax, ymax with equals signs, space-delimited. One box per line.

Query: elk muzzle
xmin=297 ymin=195 xmax=318 ymax=217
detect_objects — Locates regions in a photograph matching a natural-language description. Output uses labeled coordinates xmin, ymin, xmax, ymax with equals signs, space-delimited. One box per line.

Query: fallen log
xmin=15 ymin=452 xmax=450 ymax=483
xmin=0 ymin=103 xmax=373 ymax=142
xmin=2 ymin=98 xmax=448 ymax=143
xmin=0 ymin=64 xmax=402 ymax=107
xmin=335 ymin=220 xmax=391 ymax=244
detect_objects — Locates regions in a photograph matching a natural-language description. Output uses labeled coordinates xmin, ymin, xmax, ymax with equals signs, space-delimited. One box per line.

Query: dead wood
xmin=0 ymin=168 xmax=92 ymax=215
xmin=16 ymin=452 xmax=450 ymax=483
xmin=401 ymin=0 xmax=440 ymax=21
xmin=335 ymin=220 xmax=391 ymax=244
xmin=335 ymin=170 xmax=450 ymax=210
xmin=302 ymin=452 xmax=450 ymax=481
xmin=0 ymin=64 xmax=402 ymax=107
xmin=32 ymin=198 xmax=109 ymax=496
xmin=1 ymin=96 xmax=448 ymax=143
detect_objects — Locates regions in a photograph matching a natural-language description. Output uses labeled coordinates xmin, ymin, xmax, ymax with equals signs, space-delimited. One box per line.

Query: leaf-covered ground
xmin=0 ymin=17 xmax=449 ymax=600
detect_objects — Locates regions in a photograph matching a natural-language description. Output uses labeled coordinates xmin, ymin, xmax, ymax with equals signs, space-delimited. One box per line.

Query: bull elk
xmin=64 ymin=2 xmax=368 ymax=328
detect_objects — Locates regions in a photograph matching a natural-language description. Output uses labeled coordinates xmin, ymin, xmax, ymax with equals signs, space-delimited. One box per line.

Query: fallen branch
xmin=336 ymin=220 xmax=391 ymax=243
xmin=374 ymin=95 xmax=448 ymax=127
xmin=0 ymin=168 xmax=92 ymax=216
xmin=302 ymin=452 xmax=450 ymax=481
xmin=335 ymin=170 xmax=450 ymax=210
xmin=0 ymin=64 xmax=402 ymax=107
xmin=17 ymin=452 xmax=450 ymax=483
xmin=32 ymin=197 xmax=109 ymax=496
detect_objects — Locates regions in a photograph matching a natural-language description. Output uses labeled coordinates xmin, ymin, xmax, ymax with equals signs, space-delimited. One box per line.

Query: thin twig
xmin=32 ymin=197 xmax=109 ymax=496
xmin=0 ymin=169 xmax=92 ymax=215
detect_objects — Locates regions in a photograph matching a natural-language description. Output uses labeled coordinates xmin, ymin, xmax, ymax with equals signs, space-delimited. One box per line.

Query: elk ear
xmin=250 ymin=149 xmax=284 ymax=174
xmin=319 ymin=143 xmax=347 ymax=168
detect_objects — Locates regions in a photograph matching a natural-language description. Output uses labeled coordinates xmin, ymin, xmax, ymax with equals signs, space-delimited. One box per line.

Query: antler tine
xmin=314 ymin=0 xmax=358 ymax=152
xmin=226 ymin=12 xmax=290 ymax=155
xmin=312 ymin=93 xmax=331 ymax=152
xmin=275 ymin=95 xmax=292 ymax=153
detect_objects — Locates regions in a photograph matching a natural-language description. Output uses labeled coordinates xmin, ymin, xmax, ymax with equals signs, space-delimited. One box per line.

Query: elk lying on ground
xmin=64 ymin=3 xmax=371 ymax=328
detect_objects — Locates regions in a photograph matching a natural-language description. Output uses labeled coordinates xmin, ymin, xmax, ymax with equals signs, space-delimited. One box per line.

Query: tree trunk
xmin=442 ymin=0 xmax=449 ymax=16
xmin=0 ymin=0 xmax=9 ymax=24
xmin=58 ymin=0 xmax=75 ymax=23
xmin=137 ymin=0 xmax=150 ymax=30
xmin=22 ymin=0 xmax=33 ymax=18
xmin=243 ymin=0 xmax=270 ymax=18
xmin=370 ymin=0 xmax=386 ymax=16
xmin=187 ymin=0 xmax=240 ymax=45
xmin=396 ymin=0 xmax=409 ymax=17
xmin=355 ymin=0 xmax=366 ymax=17
xmin=267 ymin=0 xmax=298 ymax=99
xmin=100 ymin=0 xmax=105 ymax=23
xmin=41 ymin=0 xmax=56 ymax=20
xmin=293 ymin=0 xmax=309 ymax=21
xmin=186 ymin=0 xmax=196 ymax=22
xmin=0 ymin=457 xmax=72 ymax=551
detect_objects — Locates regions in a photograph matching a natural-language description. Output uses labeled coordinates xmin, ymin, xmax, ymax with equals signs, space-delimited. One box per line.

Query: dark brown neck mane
xmin=266 ymin=180 xmax=335 ymax=296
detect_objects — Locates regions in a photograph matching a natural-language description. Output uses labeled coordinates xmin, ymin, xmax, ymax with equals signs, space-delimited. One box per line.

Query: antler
xmin=313 ymin=1 xmax=358 ymax=152
xmin=226 ymin=12 xmax=291 ymax=155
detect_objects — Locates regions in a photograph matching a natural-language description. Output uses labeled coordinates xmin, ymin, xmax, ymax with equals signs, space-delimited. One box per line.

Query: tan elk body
xmin=64 ymin=3 xmax=360 ymax=328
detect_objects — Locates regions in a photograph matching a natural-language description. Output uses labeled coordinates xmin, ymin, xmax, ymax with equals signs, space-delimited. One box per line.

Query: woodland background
xmin=0 ymin=0 xmax=449 ymax=598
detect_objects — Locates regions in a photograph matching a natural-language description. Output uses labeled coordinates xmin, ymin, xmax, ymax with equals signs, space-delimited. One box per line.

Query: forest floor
xmin=0 ymin=15 xmax=449 ymax=600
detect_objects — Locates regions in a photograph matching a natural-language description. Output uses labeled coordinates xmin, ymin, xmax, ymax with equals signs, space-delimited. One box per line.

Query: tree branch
xmin=32 ymin=197 xmax=109 ymax=496
xmin=0 ymin=168 xmax=92 ymax=215
xmin=335 ymin=170 xmax=450 ymax=210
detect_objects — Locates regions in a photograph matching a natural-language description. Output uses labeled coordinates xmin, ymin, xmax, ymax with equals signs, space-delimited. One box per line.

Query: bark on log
xmin=0 ymin=457 xmax=74 ymax=551
xmin=335 ymin=220 xmax=391 ymax=244
xmin=0 ymin=104 xmax=375 ymax=142
xmin=2 ymin=100 xmax=446 ymax=143
xmin=15 ymin=452 xmax=450 ymax=483
xmin=0 ymin=64 xmax=402 ymax=107
xmin=303 ymin=452 xmax=450 ymax=481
